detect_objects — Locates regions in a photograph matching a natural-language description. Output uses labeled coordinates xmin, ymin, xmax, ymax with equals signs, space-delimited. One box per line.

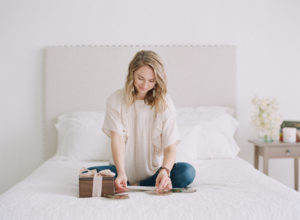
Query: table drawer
xmin=269 ymin=146 xmax=300 ymax=158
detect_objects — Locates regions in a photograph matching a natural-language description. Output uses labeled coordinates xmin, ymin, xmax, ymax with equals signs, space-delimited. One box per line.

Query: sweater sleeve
xmin=161 ymin=95 xmax=181 ymax=149
xmin=102 ymin=90 xmax=126 ymax=138
xmin=152 ymin=95 xmax=181 ymax=153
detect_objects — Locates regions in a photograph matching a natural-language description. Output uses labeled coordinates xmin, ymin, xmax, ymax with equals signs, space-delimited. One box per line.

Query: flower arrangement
xmin=251 ymin=97 xmax=282 ymax=142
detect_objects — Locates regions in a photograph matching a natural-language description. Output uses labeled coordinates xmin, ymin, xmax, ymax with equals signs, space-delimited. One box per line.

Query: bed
xmin=1 ymin=156 xmax=300 ymax=219
xmin=1 ymin=45 xmax=300 ymax=220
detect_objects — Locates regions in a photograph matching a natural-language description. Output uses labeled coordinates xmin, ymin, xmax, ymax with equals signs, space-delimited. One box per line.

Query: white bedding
xmin=1 ymin=157 xmax=300 ymax=220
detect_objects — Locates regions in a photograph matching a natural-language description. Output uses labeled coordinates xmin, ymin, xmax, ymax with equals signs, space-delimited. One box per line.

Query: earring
xmin=153 ymin=89 xmax=156 ymax=97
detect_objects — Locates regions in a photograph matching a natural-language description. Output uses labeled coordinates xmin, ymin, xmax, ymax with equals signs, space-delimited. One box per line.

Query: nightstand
xmin=248 ymin=139 xmax=300 ymax=191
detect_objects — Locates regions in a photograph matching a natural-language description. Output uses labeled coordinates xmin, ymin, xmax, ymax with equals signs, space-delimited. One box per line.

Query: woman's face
xmin=133 ymin=65 xmax=156 ymax=98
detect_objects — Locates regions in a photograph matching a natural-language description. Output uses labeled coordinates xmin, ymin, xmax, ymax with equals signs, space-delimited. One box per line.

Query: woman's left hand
xmin=155 ymin=169 xmax=172 ymax=192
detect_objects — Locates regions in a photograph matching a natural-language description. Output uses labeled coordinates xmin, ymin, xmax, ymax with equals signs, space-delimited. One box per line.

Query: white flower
xmin=251 ymin=96 xmax=282 ymax=140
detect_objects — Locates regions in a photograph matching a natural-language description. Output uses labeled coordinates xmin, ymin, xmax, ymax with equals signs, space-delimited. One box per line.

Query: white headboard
xmin=44 ymin=45 xmax=236 ymax=160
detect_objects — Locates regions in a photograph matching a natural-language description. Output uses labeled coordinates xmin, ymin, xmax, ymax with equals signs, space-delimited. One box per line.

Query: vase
xmin=257 ymin=129 xmax=273 ymax=143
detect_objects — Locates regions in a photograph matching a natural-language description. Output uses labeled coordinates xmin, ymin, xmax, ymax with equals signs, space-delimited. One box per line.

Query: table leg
xmin=295 ymin=158 xmax=299 ymax=191
xmin=254 ymin=145 xmax=259 ymax=169
xmin=263 ymin=156 xmax=269 ymax=175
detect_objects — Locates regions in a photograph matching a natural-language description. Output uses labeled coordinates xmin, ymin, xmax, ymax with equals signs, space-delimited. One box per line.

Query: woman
xmin=88 ymin=50 xmax=195 ymax=193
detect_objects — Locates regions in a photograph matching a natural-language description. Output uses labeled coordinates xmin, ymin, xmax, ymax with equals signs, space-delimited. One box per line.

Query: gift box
xmin=79 ymin=168 xmax=115 ymax=198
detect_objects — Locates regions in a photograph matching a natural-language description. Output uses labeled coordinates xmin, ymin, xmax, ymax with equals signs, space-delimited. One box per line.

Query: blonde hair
xmin=124 ymin=50 xmax=168 ymax=113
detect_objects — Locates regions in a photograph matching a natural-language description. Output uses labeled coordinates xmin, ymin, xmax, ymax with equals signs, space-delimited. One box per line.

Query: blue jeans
xmin=87 ymin=162 xmax=195 ymax=188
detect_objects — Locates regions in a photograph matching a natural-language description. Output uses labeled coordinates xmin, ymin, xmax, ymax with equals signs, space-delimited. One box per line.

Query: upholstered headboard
xmin=44 ymin=45 xmax=236 ymax=160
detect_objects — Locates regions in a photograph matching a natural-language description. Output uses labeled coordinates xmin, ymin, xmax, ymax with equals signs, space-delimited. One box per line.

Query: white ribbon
xmin=92 ymin=173 xmax=103 ymax=197
xmin=80 ymin=168 xmax=115 ymax=197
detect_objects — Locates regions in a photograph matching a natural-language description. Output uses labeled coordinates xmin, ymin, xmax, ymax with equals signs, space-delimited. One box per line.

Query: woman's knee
xmin=180 ymin=163 xmax=196 ymax=184
xmin=171 ymin=162 xmax=196 ymax=188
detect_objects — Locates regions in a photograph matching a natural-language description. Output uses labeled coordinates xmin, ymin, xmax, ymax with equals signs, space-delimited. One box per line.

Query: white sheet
xmin=1 ymin=156 xmax=300 ymax=220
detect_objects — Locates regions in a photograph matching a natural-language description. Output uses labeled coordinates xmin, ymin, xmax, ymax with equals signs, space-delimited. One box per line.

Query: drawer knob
xmin=285 ymin=149 xmax=291 ymax=155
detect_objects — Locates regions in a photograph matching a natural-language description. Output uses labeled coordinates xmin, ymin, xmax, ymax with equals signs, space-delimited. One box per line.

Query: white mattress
xmin=1 ymin=156 xmax=300 ymax=220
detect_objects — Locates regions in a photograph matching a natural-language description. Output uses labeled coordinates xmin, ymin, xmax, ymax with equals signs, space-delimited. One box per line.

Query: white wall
xmin=1 ymin=0 xmax=300 ymax=194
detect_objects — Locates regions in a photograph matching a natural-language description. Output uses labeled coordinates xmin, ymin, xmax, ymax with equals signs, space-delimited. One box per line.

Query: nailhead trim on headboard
xmin=46 ymin=44 xmax=235 ymax=48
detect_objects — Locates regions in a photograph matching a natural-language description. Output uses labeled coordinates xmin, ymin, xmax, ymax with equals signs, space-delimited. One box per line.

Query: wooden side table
xmin=248 ymin=139 xmax=300 ymax=191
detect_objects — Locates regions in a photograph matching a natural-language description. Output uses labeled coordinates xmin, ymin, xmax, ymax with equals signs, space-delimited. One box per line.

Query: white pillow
xmin=55 ymin=111 xmax=112 ymax=161
xmin=54 ymin=107 xmax=239 ymax=162
xmin=176 ymin=107 xmax=240 ymax=160
xmin=175 ymin=124 xmax=199 ymax=162
xmin=176 ymin=106 xmax=235 ymax=125
xmin=196 ymin=114 xmax=240 ymax=159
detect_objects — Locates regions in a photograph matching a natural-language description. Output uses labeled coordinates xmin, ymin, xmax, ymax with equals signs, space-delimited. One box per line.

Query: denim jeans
xmin=87 ymin=162 xmax=195 ymax=188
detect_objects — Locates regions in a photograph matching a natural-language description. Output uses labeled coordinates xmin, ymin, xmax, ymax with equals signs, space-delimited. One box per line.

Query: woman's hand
xmin=155 ymin=169 xmax=172 ymax=192
xmin=114 ymin=174 xmax=128 ymax=193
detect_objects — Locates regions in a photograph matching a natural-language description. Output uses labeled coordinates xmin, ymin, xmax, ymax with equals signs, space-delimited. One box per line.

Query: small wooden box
xmin=79 ymin=176 xmax=115 ymax=198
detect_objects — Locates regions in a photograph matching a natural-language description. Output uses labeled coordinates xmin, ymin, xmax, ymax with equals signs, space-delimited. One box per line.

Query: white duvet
xmin=1 ymin=156 xmax=300 ymax=220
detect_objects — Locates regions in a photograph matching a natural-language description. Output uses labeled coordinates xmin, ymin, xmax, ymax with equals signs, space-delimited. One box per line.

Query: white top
xmin=102 ymin=88 xmax=181 ymax=184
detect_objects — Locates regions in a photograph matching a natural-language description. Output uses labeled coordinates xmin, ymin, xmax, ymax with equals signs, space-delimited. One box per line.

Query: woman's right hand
xmin=114 ymin=174 xmax=128 ymax=193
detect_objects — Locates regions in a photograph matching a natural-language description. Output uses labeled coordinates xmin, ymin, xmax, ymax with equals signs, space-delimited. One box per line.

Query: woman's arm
xmin=111 ymin=131 xmax=128 ymax=192
xmin=162 ymin=144 xmax=176 ymax=171
xmin=156 ymin=144 xmax=176 ymax=191
xmin=111 ymin=131 xmax=126 ymax=175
